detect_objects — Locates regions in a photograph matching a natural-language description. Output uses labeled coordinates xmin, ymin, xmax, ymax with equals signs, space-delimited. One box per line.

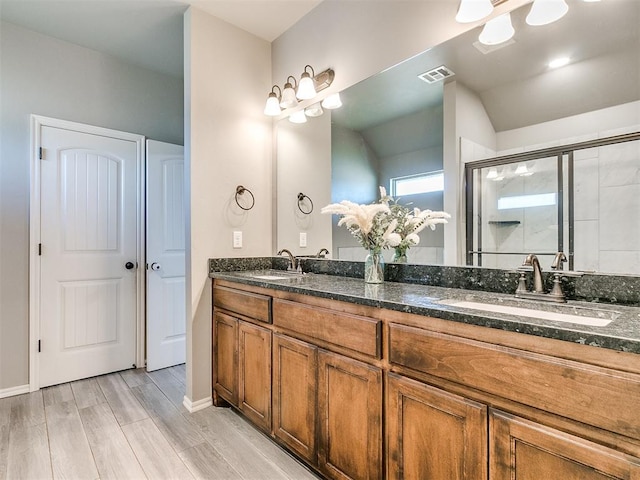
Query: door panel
xmin=40 ymin=126 xmax=139 ymax=387
xmin=146 ymin=140 xmax=185 ymax=371
xmin=490 ymin=410 xmax=640 ymax=480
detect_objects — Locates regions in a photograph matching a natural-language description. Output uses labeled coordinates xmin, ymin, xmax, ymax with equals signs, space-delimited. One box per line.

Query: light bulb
xmin=526 ymin=0 xmax=569 ymax=26
xmin=479 ymin=13 xmax=515 ymax=46
xmin=297 ymin=75 xmax=316 ymax=100
xmin=455 ymin=0 xmax=494 ymax=23
xmin=322 ymin=93 xmax=342 ymax=109
xmin=486 ymin=168 xmax=498 ymax=179
xmin=264 ymin=93 xmax=281 ymax=116
xmin=305 ymin=103 xmax=324 ymax=117
xmin=280 ymin=77 xmax=298 ymax=109
xmin=289 ymin=110 xmax=307 ymax=124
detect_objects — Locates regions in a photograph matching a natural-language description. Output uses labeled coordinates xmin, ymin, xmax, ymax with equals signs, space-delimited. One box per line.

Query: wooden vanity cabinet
xmin=213 ymin=279 xmax=640 ymax=480
xmin=213 ymin=285 xmax=272 ymax=433
xmin=386 ymin=373 xmax=488 ymax=480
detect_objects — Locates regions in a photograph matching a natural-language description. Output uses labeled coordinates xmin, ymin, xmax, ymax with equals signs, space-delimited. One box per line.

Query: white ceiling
xmin=0 ymin=0 xmax=323 ymax=78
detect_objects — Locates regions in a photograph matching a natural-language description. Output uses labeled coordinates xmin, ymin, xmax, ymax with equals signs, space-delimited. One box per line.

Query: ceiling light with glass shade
xmin=289 ymin=110 xmax=307 ymax=124
xmin=479 ymin=13 xmax=515 ymax=45
xmin=305 ymin=103 xmax=324 ymax=117
xmin=456 ymin=0 xmax=494 ymax=23
xmin=280 ymin=76 xmax=299 ymax=109
xmin=297 ymin=65 xmax=318 ymax=100
xmin=322 ymin=93 xmax=342 ymax=109
xmin=264 ymin=85 xmax=282 ymax=116
xmin=526 ymin=0 xmax=569 ymax=26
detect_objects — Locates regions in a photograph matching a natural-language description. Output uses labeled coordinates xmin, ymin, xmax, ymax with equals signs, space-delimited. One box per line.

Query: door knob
xmin=150 ymin=262 xmax=161 ymax=271
xmin=125 ymin=261 xmax=135 ymax=270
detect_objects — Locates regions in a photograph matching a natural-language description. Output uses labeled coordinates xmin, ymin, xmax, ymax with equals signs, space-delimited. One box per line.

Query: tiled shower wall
xmin=462 ymin=126 xmax=640 ymax=275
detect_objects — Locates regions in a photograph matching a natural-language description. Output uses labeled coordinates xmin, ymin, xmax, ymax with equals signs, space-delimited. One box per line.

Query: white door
xmin=146 ymin=140 xmax=185 ymax=371
xmin=39 ymin=125 xmax=141 ymax=387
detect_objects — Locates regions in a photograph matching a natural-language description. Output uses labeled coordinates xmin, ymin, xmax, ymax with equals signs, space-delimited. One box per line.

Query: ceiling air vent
xmin=418 ymin=65 xmax=455 ymax=84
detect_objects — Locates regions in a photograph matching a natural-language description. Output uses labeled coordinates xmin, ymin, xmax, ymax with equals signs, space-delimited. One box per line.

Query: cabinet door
xmin=490 ymin=410 xmax=640 ymax=480
xmin=387 ymin=373 xmax=488 ymax=480
xmin=213 ymin=311 xmax=238 ymax=405
xmin=273 ymin=334 xmax=318 ymax=463
xmin=238 ymin=321 xmax=272 ymax=432
xmin=317 ymin=350 xmax=382 ymax=480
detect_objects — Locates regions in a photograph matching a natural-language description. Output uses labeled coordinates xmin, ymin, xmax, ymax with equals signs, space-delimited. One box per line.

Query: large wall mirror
xmin=276 ymin=0 xmax=640 ymax=275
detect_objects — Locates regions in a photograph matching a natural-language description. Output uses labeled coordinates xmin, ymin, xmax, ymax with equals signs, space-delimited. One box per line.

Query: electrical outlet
xmin=299 ymin=232 xmax=307 ymax=248
xmin=233 ymin=231 xmax=242 ymax=248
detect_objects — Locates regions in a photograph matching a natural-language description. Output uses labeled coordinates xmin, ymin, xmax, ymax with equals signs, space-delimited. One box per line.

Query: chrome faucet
xmin=277 ymin=249 xmax=297 ymax=271
xmin=316 ymin=248 xmax=329 ymax=258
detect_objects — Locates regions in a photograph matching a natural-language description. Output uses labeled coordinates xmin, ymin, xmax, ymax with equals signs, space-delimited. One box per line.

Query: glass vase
xmin=364 ymin=249 xmax=385 ymax=284
xmin=392 ymin=247 xmax=408 ymax=264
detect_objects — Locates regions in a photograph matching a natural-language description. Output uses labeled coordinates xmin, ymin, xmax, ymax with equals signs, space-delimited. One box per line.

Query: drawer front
xmin=389 ymin=323 xmax=640 ymax=440
xmin=273 ymin=299 xmax=381 ymax=358
xmin=213 ymin=285 xmax=271 ymax=324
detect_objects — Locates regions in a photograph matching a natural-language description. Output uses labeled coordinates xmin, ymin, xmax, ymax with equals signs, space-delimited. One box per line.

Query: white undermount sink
xmin=251 ymin=274 xmax=295 ymax=280
xmin=438 ymin=299 xmax=618 ymax=327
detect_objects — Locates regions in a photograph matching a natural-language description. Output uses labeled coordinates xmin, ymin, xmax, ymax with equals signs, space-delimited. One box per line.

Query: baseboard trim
xmin=183 ymin=395 xmax=213 ymax=413
xmin=0 ymin=384 xmax=30 ymax=399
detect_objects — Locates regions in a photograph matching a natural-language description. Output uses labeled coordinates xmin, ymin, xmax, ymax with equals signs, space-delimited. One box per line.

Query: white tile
xmin=573 ymin=220 xmax=599 ymax=272
xmin=599 ymin=250 xmax=640 ymax=275
xmin=599 ymin=184 xmax=640 ymax=251
xmin=574 ymin=157 xmax=599 ymax=221
xmin=599 ymin=141 xmax=640 ymax=187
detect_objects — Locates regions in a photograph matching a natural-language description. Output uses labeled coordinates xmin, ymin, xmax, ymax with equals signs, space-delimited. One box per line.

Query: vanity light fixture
xmin=486 ymin=168 xmax=498 ymax=179
xmin=264 ymin=85 xmax=282 ymax=116
xmin=526 ymin=0 xmax=569 ymax=26
xmin=280 ymin=76 xmax=299 ymax=109
xmin=305 ymin=102 xmax=324 ymax=117
xmin=297 ymin=65 xmax=318 ymax=100
xmin=479 ymin=12 xmax=515 ymax=45
xmin=456 ymin=0 xmax=494 ymax=23
xmin=289 ymin=110 xmax=307 ymax=124
xmin=263 ymin=65 xmax=336 ymax=116
xmin=322 ymin=93 xmax=342 ymax=109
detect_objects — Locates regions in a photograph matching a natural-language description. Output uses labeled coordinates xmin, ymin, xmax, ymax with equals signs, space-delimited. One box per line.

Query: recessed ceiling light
xmin=549 ymin=57 xmax=571 ymax=69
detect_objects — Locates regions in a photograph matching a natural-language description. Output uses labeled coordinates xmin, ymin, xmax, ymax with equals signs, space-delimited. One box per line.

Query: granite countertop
xmin=210 ymin=269 xmax=640 ymax=354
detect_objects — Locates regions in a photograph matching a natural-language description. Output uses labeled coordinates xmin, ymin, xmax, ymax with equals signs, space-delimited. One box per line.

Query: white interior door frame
xmin=29 ymin=115 xmax=146 ymax=391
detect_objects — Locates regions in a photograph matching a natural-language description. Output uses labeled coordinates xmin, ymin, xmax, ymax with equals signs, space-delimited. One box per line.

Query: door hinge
xmin=39 ymin=147 xmax=43 ymax=160
xmin=38 ymin=340 xmax=41 ymax=353
xmin=38 ymin=243 xmax=42 ymax=256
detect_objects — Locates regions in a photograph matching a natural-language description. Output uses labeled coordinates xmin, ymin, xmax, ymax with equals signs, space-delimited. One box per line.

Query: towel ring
xmin=235 ymin=185 xmax=255 ymax=211
xmin=297 ymin=192 xmax=314 ymax=215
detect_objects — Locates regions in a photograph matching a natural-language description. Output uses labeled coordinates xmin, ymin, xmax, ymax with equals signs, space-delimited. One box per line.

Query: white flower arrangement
xmin=322 ymin=187 xmax=450 ymax=257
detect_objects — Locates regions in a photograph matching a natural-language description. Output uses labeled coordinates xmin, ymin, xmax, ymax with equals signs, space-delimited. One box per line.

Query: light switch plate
xmin=233 ymin=231 xmax=242 ymax=248
xmin=299 ymin=232 xmax=307 ymax=248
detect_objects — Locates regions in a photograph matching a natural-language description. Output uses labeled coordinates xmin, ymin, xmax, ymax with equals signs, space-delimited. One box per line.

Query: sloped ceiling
xmin=0 ymin=0 xmax=323 ymax=78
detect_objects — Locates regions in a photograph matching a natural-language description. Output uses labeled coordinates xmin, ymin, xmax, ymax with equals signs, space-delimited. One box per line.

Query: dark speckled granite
xmin=209 ymin=257 xmax=640 ymax=354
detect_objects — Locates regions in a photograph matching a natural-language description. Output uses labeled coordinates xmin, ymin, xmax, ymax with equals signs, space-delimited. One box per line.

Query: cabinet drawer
xmin=389 ymin=323 xmax=640 ymax=440
xmin=213 ymin=285 xmax=271 ymax=323
xmin=273 ymin=299 xmax=381 ymax=358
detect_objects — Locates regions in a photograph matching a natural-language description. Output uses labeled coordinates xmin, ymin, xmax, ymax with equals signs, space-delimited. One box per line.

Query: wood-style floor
xmin=0 ymin=365 xmax=320 ymax=479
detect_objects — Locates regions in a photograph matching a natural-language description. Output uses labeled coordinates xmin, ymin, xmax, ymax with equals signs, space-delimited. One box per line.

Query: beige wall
xmin=276 ymin=113 xmax=333 ymax=256
xmin=0 ymin=21 xmax=183 ymax=392
xmin=183 ymin=8 xmax=272 ymax=404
